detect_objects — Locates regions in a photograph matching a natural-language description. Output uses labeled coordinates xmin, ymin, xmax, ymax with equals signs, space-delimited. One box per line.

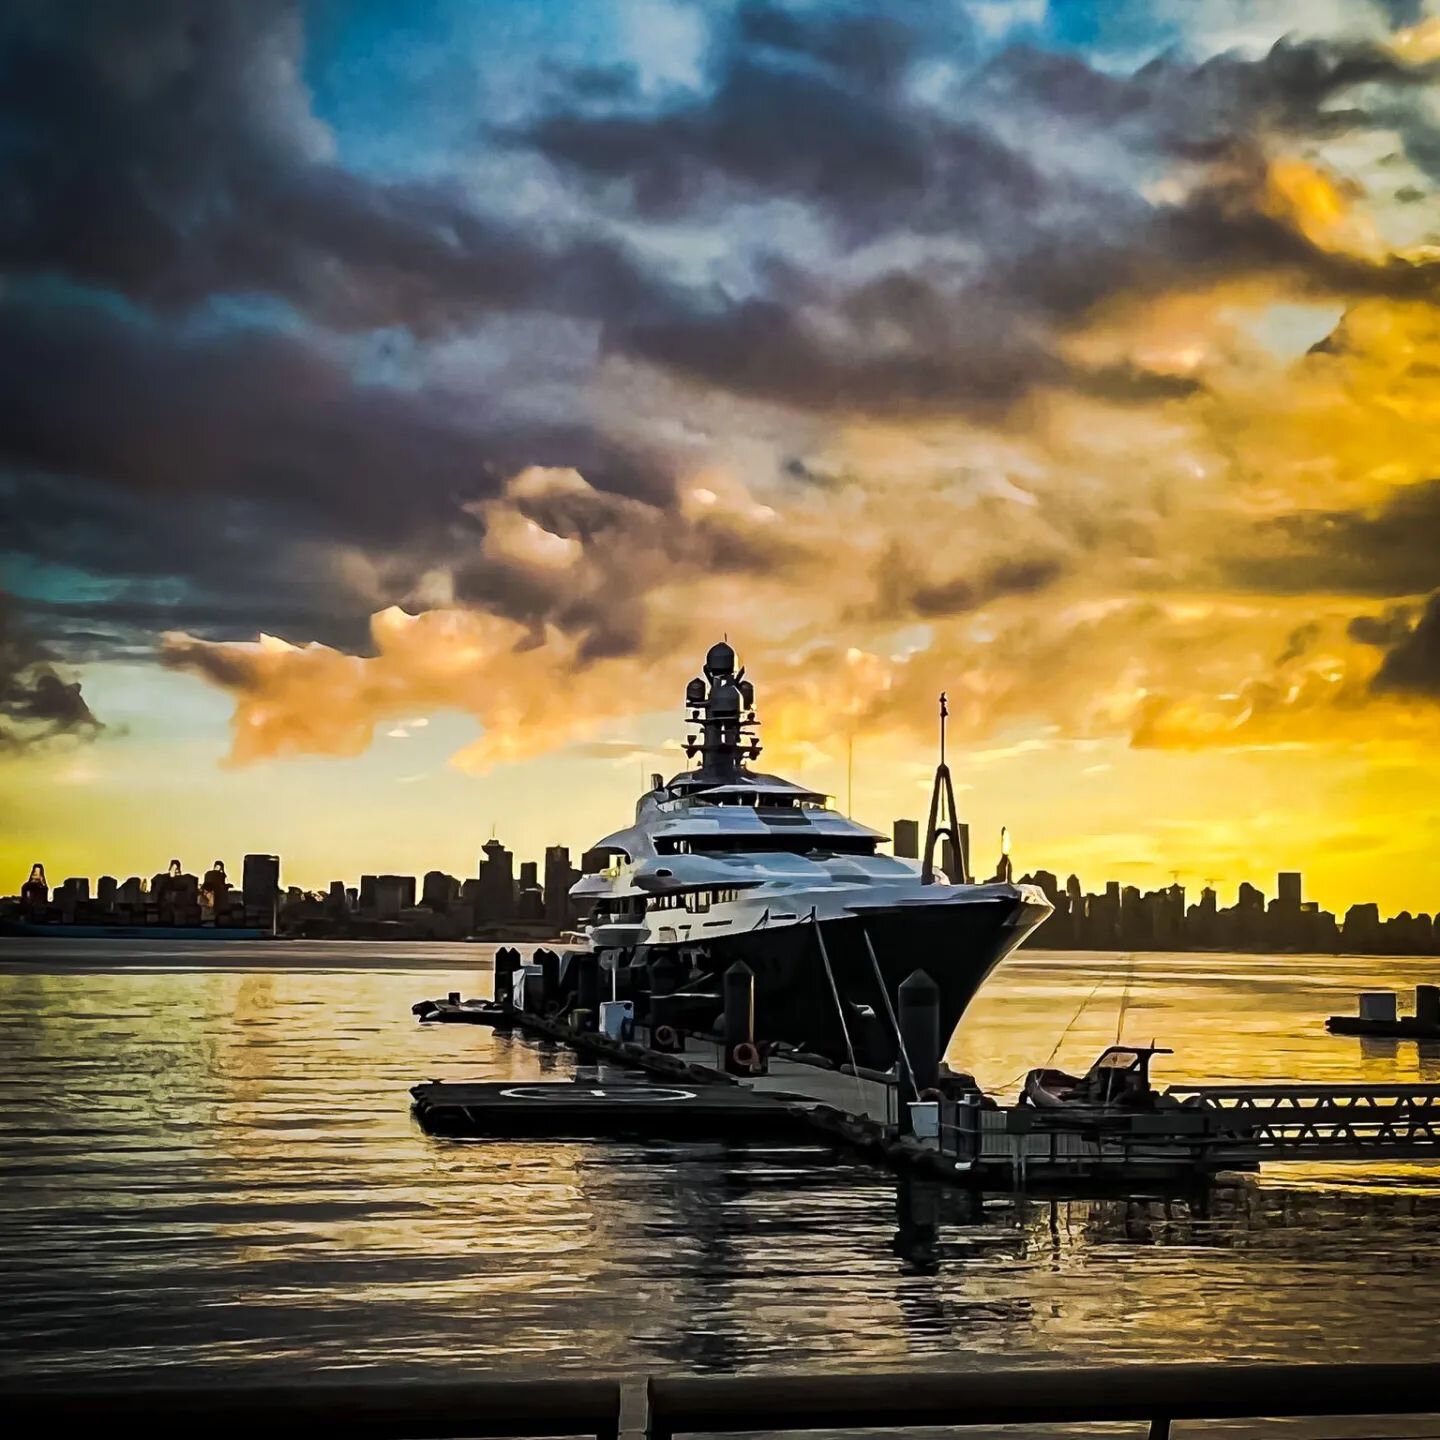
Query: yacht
xmin=567 ymin=641 xmax=1052 ymax=1067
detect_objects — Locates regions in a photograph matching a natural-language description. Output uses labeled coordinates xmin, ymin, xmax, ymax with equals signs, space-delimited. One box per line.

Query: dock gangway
xmin=1159 ymin=1082 xmax=1440 ymax=1163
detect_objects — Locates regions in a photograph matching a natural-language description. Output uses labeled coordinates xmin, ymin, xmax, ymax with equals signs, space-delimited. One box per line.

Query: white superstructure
xmin=569 ymin=642 xmax=1048 ymax=960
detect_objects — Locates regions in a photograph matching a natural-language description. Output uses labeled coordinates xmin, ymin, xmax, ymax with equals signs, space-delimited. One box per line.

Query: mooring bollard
xmin=723 ymin=960 xmax=755 ymax=1074
xmin=1418 ymin=985 xmax=1440 ymax=1027
xmin=953 ymin=1091 xmax=982 ymax=1162
xmin=898 ymin=968 xmax=940 ymax=1133
xmin=648 ymin=953 xmax=684 ymax=1050
xmin=536 ymin=948 xmax=559 ymax=1011
xmin=519 ymin=962 xmax=546 ymax=1014
xmin=574 ymin=951 xmax=599 ymax=1029
xmin=493 ymin=947 xmax=518 ymax=1007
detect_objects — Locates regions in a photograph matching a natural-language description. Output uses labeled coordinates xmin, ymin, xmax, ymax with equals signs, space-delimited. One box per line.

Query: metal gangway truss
xmin=1162 ymin=1082 xmax=1440 ymax=1163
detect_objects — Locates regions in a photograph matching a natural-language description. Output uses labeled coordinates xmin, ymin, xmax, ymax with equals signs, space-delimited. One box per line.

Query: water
xmin=3 ymin=940 xmax=1440 ymax=1389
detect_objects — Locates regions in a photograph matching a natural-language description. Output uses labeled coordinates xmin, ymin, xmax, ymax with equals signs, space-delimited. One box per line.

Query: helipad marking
xmin=498 ymin=1085 xmax=696 ymax=1103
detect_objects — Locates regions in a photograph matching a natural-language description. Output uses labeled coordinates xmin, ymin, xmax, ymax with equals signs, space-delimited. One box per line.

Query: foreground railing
xmin=8 ymin=1361 xmax=1438 ymax=1438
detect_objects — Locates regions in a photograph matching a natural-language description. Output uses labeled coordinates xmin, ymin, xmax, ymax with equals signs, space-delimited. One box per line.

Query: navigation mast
xmin=682 ymin=641 xmax=761 ymax=780
xmin=922 ymin=691 xmax=969 ymax=884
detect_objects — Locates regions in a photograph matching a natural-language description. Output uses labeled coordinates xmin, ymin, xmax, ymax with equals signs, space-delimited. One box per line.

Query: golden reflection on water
xmin=2 ymin=940 xmax=1440 ymax=1385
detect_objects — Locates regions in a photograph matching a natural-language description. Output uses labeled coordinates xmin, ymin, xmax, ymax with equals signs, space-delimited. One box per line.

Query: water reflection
xmin=2 ymin=942 xmax=1440 ymax=1385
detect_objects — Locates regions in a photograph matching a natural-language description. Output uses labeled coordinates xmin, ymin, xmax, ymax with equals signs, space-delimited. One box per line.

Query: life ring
xmin=653 ymin=1024 xmax=680 ymax=1050
xmin=732 ymin=1041 xmax=762 ymax=1072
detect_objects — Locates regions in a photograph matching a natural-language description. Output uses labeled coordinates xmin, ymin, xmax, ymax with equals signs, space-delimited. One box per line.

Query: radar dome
xmin=705 ymin=641 xmax=736 ymax=676
xmin=710 ymin=681 xmax=741 ymax=716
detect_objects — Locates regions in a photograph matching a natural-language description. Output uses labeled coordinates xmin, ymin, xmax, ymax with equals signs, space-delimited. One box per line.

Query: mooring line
xmin=862 ymin=928 xmax=919 ymax=1104
xmin=984 ymin=967 xmax=1118 ymax=1100
xmin=811 ymin=910 xmax=867 ymax=1116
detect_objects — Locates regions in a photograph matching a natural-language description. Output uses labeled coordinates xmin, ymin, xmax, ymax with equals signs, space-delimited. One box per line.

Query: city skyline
xmin=5 ymin=705 xmax=1440 ymax=915
xmin=7 ymin=826 xmax=1434 ymax=930
xmin=5 ymin=2 xmax=1440 ymax=914
xmin=12 ymin=839 xmax=1439 ymax=957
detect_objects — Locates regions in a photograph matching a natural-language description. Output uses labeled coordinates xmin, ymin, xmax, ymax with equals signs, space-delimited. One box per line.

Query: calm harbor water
xmin=3 ymin=939 xmax=1440 ymax=1389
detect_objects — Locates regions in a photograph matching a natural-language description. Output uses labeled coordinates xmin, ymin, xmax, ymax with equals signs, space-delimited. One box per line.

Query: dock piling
xmin=723 ymin=961 xmax=756 ymax=1074
xmin=648 ymin=953 xmax=684 ymax=1049
xmin=897 ymin=969 xmax=940 ymax=1132
xmin=493 ymin=947 xmax=518 ymax=1008
xmin=1418 ymin=985 xmax=1440 ymax=1028
xmin=574 ymin=951 xmax=599 ymax=1030
xmin=535 ymin=949 xmax=559 ymax=1013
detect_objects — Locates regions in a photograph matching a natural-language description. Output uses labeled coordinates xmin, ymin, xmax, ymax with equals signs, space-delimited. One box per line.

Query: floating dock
xmin=1327 ymin=984 xmax=1440 ymax=1040
xmin=412 ymin=961 xmax=1440 ymax=1190
xmin=411 ymin=1079 xmax=818 ymax=1139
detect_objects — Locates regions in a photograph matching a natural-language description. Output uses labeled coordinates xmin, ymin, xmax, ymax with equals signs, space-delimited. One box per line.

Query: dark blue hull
xmin=613 ymin=894 xmax=1041 ymax=1068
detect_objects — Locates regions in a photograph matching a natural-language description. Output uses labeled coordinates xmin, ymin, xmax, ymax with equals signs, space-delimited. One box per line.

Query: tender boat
xmin=1022 ymin=1045 xmax=1173 ymax=1114
xmin=560 ymin=640 xmax=1052 ymax=1068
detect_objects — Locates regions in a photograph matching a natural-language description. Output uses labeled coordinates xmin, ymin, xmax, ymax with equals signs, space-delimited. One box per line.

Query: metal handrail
xmin=648 ymin=1362 xmax=1440 ymax=1439
xmin=1168 ymin=1083 xmax=1440 ymax=1103
xmin=7 ymin=1362 xmax=1439 ymax=1439
xmin=5 ymin=1378 xmax=623 ymax=1439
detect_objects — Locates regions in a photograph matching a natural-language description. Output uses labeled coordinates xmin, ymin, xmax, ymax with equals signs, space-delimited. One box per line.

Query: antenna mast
xmin=922 ymin=692 xmax=969 ymax=885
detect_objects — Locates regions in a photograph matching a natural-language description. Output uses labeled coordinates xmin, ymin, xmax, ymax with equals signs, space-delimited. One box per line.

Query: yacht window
xmin=679 ymin=834 xmax=878 ymax=857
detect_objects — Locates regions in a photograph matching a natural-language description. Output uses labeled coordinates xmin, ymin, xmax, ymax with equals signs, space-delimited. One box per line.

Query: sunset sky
xmin=3 ymin=0 xmax=1440 ymax=913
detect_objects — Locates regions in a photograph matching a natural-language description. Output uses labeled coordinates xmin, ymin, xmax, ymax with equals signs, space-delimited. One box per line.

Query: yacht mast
xmin=682 ymin=641 xmax=761 ymax=780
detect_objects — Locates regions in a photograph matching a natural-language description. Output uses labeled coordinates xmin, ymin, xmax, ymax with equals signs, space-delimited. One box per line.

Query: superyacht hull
xmin=623 ymin=890 xmax=1044 ymax=1068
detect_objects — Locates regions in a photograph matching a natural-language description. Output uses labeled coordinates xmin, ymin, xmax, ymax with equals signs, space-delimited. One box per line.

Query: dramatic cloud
xmin=1371 ymin=590 xmax=1440 ymax=696
xmin=0 ymin=0 xmax=667 ymax=334
xmin=0 ymin=593 xmax=102 ymax=752
xmin=6 ymin=0 xmax=1440 ymax=795
xmin=1229 ymin=477 xmax=1440 ymax=596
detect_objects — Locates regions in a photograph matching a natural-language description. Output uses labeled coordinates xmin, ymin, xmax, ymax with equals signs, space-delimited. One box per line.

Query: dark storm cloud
xmin=0 ymin=0 xmax=719 ymax=664
xmin=7 ymin=0 xmax=1440 ymax=691
xmin=911 ymin=557 xmax=1066 ymax=618
xmin=1371 ymin=0 xmax=1427 ymax=31
xmin=1371 ymin=591 xmax=1440 ymax=697
xmin=867 ymin=548 xmax=1066 ymax=621
xmin=0 ymin=591 xmax=102 ymax=750
xmin=0 ymin=292 xmax=676 ymax=657
xmin=0 ymin=0 xmax=665 ymax=335
xmin=532 ymin=10 xmax=1440 ymax=418
xmin=621 ymin=280 xmax=1064 ymax=417
xmin=0 ymin=297 xmax=496 ymax=535
xmin=532 ymin=13 xmax=1438 ymax=243
xmin=527 ymin=1 xmax=1030 ymax=238
xmin=1348 ymin=605 xmax=1418 ymax=649
xmin=733 ymin=0 xmax=926 ymax=91
xmin=977 ymin=35 xmax=1439 ymax=156
xmin=1228 ymin=480 xmax=1440 ymax=597
xmin=1277 ymin=621 xmax=1322 ymax=666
